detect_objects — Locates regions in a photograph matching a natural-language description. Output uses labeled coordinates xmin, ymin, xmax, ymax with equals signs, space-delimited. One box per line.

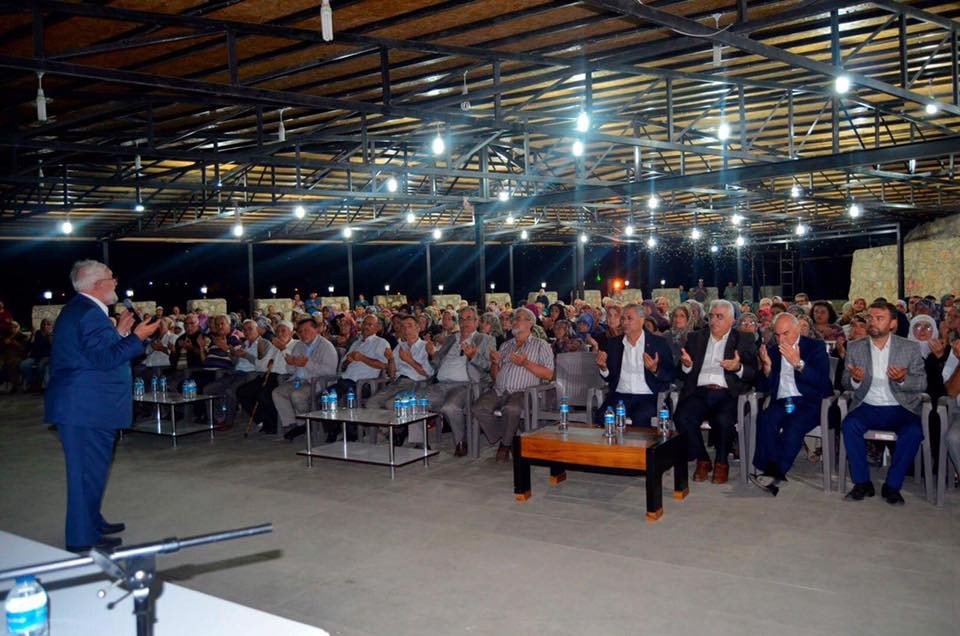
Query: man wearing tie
xmin=595 ymin=303 xmax=675 ymax=427
xmin=841 ymin=301 xmax=926 ymax=505
xmin=674 ymin=299 xmax=757 ymax=484
xmin=751 ymin=313 xmax=833 ymax=495
xmin=45 ymin=260 xmax=161 ymax=552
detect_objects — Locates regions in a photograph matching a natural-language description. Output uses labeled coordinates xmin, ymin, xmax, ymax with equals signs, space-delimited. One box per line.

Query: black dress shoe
xmin=844 ymin=482 xmax=875 ymax=501
xmin=762 ymin=461 xmax=788 ymax=483
xmin=100 ymin=521 xmax=126 ymax=535
xmin=881 ymin=484 xmax=905 ymax=506
xmin=749 ymin=473 xmax=780 ymax=496
xmin=283 ymin=425 xmax=306 ymax=441
xmin=67 ymin=535 xmax=122 ymax=553
xmin=454 ymin=441 xmax=467 ymax=457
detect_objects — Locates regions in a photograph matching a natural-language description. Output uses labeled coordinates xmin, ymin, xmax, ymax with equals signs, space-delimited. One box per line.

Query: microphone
xmin=122 ymin=298 xmax=143 ymax=322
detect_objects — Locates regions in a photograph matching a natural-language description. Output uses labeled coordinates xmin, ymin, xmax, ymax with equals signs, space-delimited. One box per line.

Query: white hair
xmin=70 ymin=259 xmax=110 ymax=293
xmin=710 ymin=299 xmax=735 ymax=318
xmin=773 ymin=312 xmax=798 ymax=328
xmin=513 ymin=307 xmax=536 ymax=323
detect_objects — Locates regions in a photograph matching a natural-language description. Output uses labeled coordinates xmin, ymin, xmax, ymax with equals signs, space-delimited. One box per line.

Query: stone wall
xmin=255 ymin=298 xmax=294 ymax=320
xmin=187 ymin=298 xmax=227 ymax=316
xmin=432 ymin=294 xmax=463 ymax=308
xmin=373 ymin=294 xmax=408 ymax=307
xmin=320 ymin=296 xmax=350 ymax=311
xmin=484 ymin=293 xmax=512 ymax=308
xmin=32 ymin=305 xmax=64 ymax=332
xmin=525 ymin=291 xmax=558 ymax=305
xmin=849 ymin=238 xmax=960 ymax=301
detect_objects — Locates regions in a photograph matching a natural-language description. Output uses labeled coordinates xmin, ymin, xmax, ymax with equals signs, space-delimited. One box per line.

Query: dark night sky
xmin=0 ymin=236 xmax=868 ymax=326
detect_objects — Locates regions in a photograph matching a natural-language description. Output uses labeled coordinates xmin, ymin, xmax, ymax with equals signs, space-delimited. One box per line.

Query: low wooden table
xmin=512 ymin=424 xmax=689 ymax=522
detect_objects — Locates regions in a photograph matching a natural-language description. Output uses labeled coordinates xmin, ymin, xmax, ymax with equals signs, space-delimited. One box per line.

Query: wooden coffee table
xmin=512 ymin=424 xmax=689 ymax=522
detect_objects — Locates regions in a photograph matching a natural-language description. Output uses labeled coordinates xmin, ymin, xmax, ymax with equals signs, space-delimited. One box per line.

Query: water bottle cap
xmin=659 ymin=409 xmax=670 ymax=418
xmin=15 ymin=575 xmax=35 ymax=584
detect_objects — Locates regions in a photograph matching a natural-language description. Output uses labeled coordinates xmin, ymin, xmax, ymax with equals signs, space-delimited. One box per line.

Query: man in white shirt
xmin=751 ymin=313 xmax=832 ymax=495
xmin=275 ymin=317 xmax=338 ymax=440
xmin=203 ymin=319 xmax=269 ymax=429
xmin=674 ymin=299 xmax=757 ymax=484
xmin=323 ymin=314 xmax=390 ymax=442
xmin=237 ymin=320 xmax=297 ymax=434
xmin=841 ymin=301 xmax=926 ymax=505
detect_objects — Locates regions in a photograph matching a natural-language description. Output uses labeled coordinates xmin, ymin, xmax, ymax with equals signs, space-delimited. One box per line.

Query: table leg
xmin=154 ymin=403 xmax=162 ymax=433
xmin=305 ymin=417 xmax=313 ymax=468
xmin=342 ymin=422 xmax=348 ymax=456
xmin=388 ymin=427 xmax=396 ymax=480
xmin=672 ymin=433 xmax=690 ymax=501
xmin=207 ymin=400 xmax=215 ymax=441
xmin=645 ymin=446 xmax=663 ymax=522
xmin=513 ymin=435 xmax=531 ymax=501
xmin=170 ymin=404 xmax=178 ymax=449
xmin=422 ymin=419 xmax=429 ymax=467
xmin=549 ymin=464 xmax=567 ymax=485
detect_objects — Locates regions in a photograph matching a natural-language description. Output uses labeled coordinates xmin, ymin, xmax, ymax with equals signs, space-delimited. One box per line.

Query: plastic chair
xmin=669 ymin=386 xmax=753 ymax=486
xmin=837 ymin=392 xmax=933 ymax=501
xmin=467 ymin=383 xmax=537 ymax=458
xmin=527 ymin=352 xmax=605 ymax=425
xmin=934 ymin=396 xmax=957 ymax=507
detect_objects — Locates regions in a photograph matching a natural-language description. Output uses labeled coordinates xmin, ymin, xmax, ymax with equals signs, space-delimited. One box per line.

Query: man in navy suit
xmin=674 ymin=299 xmax=757 ymax=484
xmin=751 ymin=312 xmax=833 ymax=495
xmin=595 ymin=303 xmax=675 ymax=427
xmin=45 ymin=260 xmax=160 ymax=552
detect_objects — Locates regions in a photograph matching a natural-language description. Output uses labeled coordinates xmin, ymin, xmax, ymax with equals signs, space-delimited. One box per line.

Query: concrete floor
xmin=1 ymin=393 xmax=957 ymax=636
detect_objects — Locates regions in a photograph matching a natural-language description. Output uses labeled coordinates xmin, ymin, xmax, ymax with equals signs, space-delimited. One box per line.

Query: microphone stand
xmin=0 ymin=523 xmax=272 ymax=636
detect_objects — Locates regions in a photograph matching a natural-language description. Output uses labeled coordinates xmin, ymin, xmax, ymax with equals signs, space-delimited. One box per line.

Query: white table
xmin=130 ymin=392 xmax=218 ymax=448
xmin=0 ymin=532 xmax=326 ymax=635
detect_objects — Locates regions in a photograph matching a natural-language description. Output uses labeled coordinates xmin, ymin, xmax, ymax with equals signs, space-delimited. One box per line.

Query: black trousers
xmin=321 ymin=379 xmax=374 ymax=440
xmin=237 ymin=372 xmax=282 ymax=433
xmin=674 ymin=387 xmax=738 ymax=464
xmin=594 ymin=392 xmax=658 ymax=427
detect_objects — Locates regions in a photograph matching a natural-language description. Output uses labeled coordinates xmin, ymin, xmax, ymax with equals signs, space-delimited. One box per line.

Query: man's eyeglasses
xmin=95 ymin=276 xmax=117 ymax=285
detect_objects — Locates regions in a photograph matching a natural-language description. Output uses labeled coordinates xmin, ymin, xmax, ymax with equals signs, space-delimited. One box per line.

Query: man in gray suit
xmin=841 ymin=301 xmax=926 ymax=505
xmin=419 ymin=306 xmax=496 ymax=456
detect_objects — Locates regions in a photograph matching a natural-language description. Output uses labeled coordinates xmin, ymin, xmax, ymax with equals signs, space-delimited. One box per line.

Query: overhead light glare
xmin=710 ymin=244 xmax=719 ymax=253
xmin=386 ymin=176 xmax=399 ymax=193
xmin=505 ymin=214 xmax=515 ymax=225
xmin=690 ymin=227 xmax=702 ymax=240
xmin=624 ymin=224 xmax=634 ymax=236
xmin=575 ymin=110 xmax=590 ymax=133
xmin=731 ymin=213 xmax=743 ymax=226
xmin=646 ymin=235 xmax=657 ymax=249
xmin=520 ymin=229 xmax=529 ymax=240
xmin=835 ymin=74 xmax=851 ymax=94
xmin=579 ymin=233 xmax=589 ymax=243
xmin=735 ymin=234 xmax=746 ymax=247
xmin=795 ymin=222 xmax=808 ymax=236
xmin=293 ymin=204 xmax=306 ymax=219
xmin=232 ymin=222 xmax=244 ymax=237
xmin=431 ymin=131 xmax=445 ymax=156
xmin=790 ymin=184 xmax=801 ymax=199
xmin=572 ymin=139 xmax=584 ymax=157
xmin=925 ymin=101 xmax=939 ymax=116
xmin=342 ymin=226 xmax=353 ymax=238
xmin=647 ymin=195 xmax=659 ymax=210
xmin=848 ymin=202 xmax=862 ymax=218
xmin=134 ymin=203 xmax=145 ymax=213
xmin=61 ymin=219 xmax=73 ymax=234
xmin=432 ymin=227 xmax=442 ymax=240
xmin=717 ymin=121 xmax=731 ymax=141
xmin=498 ymin=190 xmax=510 ymax=202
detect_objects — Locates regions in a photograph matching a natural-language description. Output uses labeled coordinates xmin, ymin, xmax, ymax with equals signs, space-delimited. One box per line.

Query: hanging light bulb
xmin=432 ymin=227 xmax=442 ymax=240
xmin=498 ymin=189 xmax=510 ymax=202
xmin=342 ymin=226 xmax=353 ymax=238
xmin=924 ymin=101 xmax=939 ymax=116
xmin=270 ymin=286 xmax=278 ymax=296
xmin=790 ymin=184 xmax=801 ymax=199
xmin=36 ymin=72 xmax=47 ymax=123
xmin=646 ymin=235 xmax=657 ymax=249
xmin=735 ymin=234 xmax=746 ymax=247
xmin=520 ymin=229 xmax=529 ymax=240
xmin=320 ymin=0 xmax=334 ymax=42
xmin=327 ymin=285 xmax=335 ymax=294
xmin=623 ymin=280 xmax=630 ymax=287
xmin=579 ymin=233 xmax=589 ymax=243
xmin=293 ymin=204 xmax=306 ymax=219
xmin=505 ymin=214 xmax=515 ymax=225
xmin=835 ymin=74 xmax=851 ymax=94
xmin=384 ymin=284 xmax=391 ymax=292
xmin=460 ymin=71 xmax=471 ymax=111
xmin=575 ymin=109 xmax=590 ymax=133
xmin=572 ymin=139 xmax=584 ymax=157
xmin=848 ymin=201 xmax=862 ymax=218
xmin=386 ymin=176 xmax=399 ymax=192
xmin=647 ymin=194 xmax=659 ymax=210
xmin=60 ymin=218 xmax=73 ymax=235
xmin=232 ymin=222 xmax=244 ymax=237
xmin=795 ymin=221 xmax=808 ymax=236
xmin=278 ymin=110 xmax=286 ymax=142
xmin=717 ymin=120 xmax=731 ymax=141
xmin=406 ymin=210 xmax=416 ymax=224
xmin=200 ymin=285 xmax=208 ymax=296
xmin=690 ymin=227 xmax=702 ymax=240
xmin=431 ymin=125 xmax=445 ymax=156
xmin=134 ymin=153 xmax=142 ymax=175
xmin=731 ymin=213 xmax=743 ymax=226
xmin=710 ymin=244 xmax=719 ymax=253
xmin=134 ymin=202 xmax=145 ymax=213
xmin=624 ymin=224 xmax=634 ymax=237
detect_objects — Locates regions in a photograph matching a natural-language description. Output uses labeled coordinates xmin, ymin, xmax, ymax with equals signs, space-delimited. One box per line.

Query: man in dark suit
xmin=45 ymin=260 xmax=160 ymax=552
xmin=674 ymin=299 xmax=757 ymax=484
xmin=751 ymin=313 xmax=833 ymax=495
xmin=595 ymin=303 xmax=675 ymax=427
xmin=841 ymin=301 xmax=925 ymax=505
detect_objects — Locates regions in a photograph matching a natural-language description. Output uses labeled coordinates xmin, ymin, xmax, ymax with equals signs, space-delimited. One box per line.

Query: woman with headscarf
xmin=331 ymin=312 xmax=359 ymax=350
xmin=909 ymin=314 xmax=948 ymax=402
xmin=736 ymin=312 xmax=760 ymax=344
xmin=551 ymin=319 xmax=582 ymax=354
xmin=666 ymin=305 xmax=692 ymax=363
xmin=480 ymin=312 xmax=506 ymax=348
xmin=642 ymin=299 xmax=670 ymax=332
xmin=574 ymin=311 xmax=599 ymax=349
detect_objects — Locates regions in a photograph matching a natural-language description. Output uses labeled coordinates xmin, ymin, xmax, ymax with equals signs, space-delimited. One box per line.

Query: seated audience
xmin=750 ymin=313 xmax=832 ymax=495
xmin=237 ymin=320 xmax=297 ymax=434
xmin=203 ymin=319 xmax=270 ymax=429
xmin=20 ymin=318 xmax=54 ymax=391
xmin=674 ymin=299 xmax=757 ymax=485
xmin=841 ymin=301 xmax=926 ymax=505
xmin=595 ymin=303 xmax=675 ymax=428
xmin=481 ymin=312 xmax=506 ymax=347
xmin=552 ymin=319 xmax=582 ymax=354
xmin=275 ymin=317 xmax=338 ymax=440
xmin=473 ymin=307 xmax=554 ymax=462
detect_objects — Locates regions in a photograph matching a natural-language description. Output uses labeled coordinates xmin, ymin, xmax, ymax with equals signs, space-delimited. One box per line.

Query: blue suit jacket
xmin=757 ymin=335 xmax=832 ymax=404
xmin=602 ymin=332 xmax=675 ymax=395
xmin=45 ymin=294 xmax=144 ymax=429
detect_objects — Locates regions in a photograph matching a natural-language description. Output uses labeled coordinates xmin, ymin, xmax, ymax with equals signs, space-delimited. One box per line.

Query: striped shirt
xmin=495 ymin=335 xmax=554 ymax=394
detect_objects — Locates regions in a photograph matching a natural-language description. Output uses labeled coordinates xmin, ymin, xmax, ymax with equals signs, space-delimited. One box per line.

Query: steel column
xmin=508 ymin=243 xmax=515 ymax=304
xmin=475 ymin=210 xmax=486 ymax=304
xmin=347 ymin=242 xmax=355 ymax=307
xmin=426 ymin=243 xmax=432 ymax=305
xmin=896 ymin=222 xmax=905 ymax=299
xmin=101 ymin=240 xmax=109 ymax=266
xmin=246 ymin=242 xmax=255 ymax=315
xmin=576 ymin=240 xmax=585 ymax=300
xmin=736 ymin=246 xmax=744 ymax=302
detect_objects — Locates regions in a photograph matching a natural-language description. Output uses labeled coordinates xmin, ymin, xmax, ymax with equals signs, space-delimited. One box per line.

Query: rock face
xmin=849 ymin=214 xmax=960 ymax=301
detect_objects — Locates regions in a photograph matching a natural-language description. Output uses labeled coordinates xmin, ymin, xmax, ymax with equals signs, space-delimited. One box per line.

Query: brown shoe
xmin=454 ymin=441 xmax=467 ymax=457
xmin=693 ymin=459 xmax=712 ymax=482
xmin=496 ymin=445 xmax=511 ymax=463
xmin=712 ymin=463 xmax=729 ymax=484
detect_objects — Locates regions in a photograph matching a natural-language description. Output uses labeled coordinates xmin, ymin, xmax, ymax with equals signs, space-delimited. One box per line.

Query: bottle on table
xmin=417 ymin=394 xmax=429 ymax=415
xmin=558 ymin=395 xmax=569 ymax=430
xmin=785 ymin=396 xmax=795 ymax=415
xmin=657 ymin=408 xmax=673 ymax=438
xmin=150 ymin=375 xmax=159 ymax=395
xmin=394 ymin=397 xmax=403 ymax=419
xmin=5 ymin=575 xmax=49 ymax=636
xmin=346 ymin=388 xmax=356 ymax=409
xmin=134 ymin=377 xmax=145 ymax=398
xmin=158 ymin=374 xmax=167 ymax=394
xmin=291 ymin=376 xmax=302 ymax=390
xmin=615 ymin=399 xmax=626 ymax=429
xmin=329 ymin=388 xmax=338 ymax=410
xmin=603 ymin=407 xmax=615 ymax=438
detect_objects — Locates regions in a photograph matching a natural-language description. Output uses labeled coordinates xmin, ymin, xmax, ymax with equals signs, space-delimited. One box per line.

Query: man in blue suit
xmin=45 ymin=260 xmax=160 ymax=552
xmin=751 ymin=312 xmax=832 ymax=495
xmin=595 ymin=303 xmax=675 ymax=427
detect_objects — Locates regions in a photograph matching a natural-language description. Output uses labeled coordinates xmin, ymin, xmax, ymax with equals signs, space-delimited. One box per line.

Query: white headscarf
xmin=907 ymin=314 xmax=937 ymax=359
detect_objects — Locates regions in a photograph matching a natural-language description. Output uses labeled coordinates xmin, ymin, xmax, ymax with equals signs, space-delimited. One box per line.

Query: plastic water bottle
xmin=418 ymin=395 xmax=429 ymax=414
xmin=133 ymin=377 xmax=145 ymax=398
xmin=615 ymin=400 xmax=627 ymax=429
xmin=320 ymin=392 xmax=330 ymax=412
xmin=657 ymin=408 xmax=673 ymax=438
xmin=5 ymin=575 xmax=49 ymax=636
xmin=158 ymin=374 xmax=167 ymax=394
xmin=329 ymin=388 xmax=338 ymax=410
xmin=603 ymin=407 xmax=615 ymax=439
xmin=559 ymin=396 xmax=569 ymax=430
xmin=346 ymin=388 xmax=356 ymax=409
xmin=185 ymin=379 xmax=196 ymax=399
xmin=150 ymin=375 xmax=159 ymax=394
xmin=785 ymin=396 xmax=796 ymax=415
xmin=291 ymin=376 xmax=302 ymax=390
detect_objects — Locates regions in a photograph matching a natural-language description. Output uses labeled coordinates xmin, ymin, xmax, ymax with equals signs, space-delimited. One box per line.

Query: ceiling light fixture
xmin=835 ymin=74 xmax=851 ymax=94
xmin=717 ymin=120 xmax=731 ymax=141
xmin=293 ymin=204 xmax=306 ymax=219
xmin=579 ymin=233 xmax=589 ymax=243
xmin=505 ymin=214 xmax=515 ymax=225
xmin=575 ymin=109 xmax=590 ymax=133
xmin=406 ymin=210 xmax=416 ymax=224
xmin=432 ymin=227 xmax=442 ymax=240
xmin=710 ymin=244 xmax=719 ymax=253
xmin=572 ymin=139 xmax=584 ymax=157
xmin=790 ymin=184 xmax=801 ymax=198
xmin=520 ymin=229 xmax=529 ymax=240
xmin=735 ymin=234 xmax=746 ymax=247
xmin=320 ymin=0 xmax=334 ymax=42
xmin=731 ymin=213 xmax=743 ymax=226
xmin=35 ymin=72 xmax=47 ymax=122
xmin=431 ymin=125 xmax=445 ymax=156
xmin=342 ymin=226 xmax=353 ymax=238
xmin=624 ymin=224 xmax=634 ymax=236
xmin=386 ymin=176 xmax=399 ymax=193
xmin=647 ymin=195 xmax=659 ymax=210
xmin=498 ymin=189 xmax=510 ymax=202
xmin=646 ymin=235 xmax=657 ymax=249
xmin=690 ymin=227 xmax=702 ymax=240
xmin=848 ymin=201 xmax=862 ymax=218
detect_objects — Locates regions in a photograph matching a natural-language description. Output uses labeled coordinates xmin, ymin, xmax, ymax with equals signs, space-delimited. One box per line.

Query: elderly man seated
xmin=419 ymin=306 xmax=496 ymax=456
xmin=203 ymin=319 xmax=271 ymax=430
xmin=276 ymin=317 xmax=338 ymax=440
xmin=323 ymin=313 xmax=390 ymax=443
xmin=473 ymin=307 xmax=555 ymax=462
xmin=365 ymin=315 xmax=434 ymax=442
xmin=237 ymin=320 xmax=297 ymax=434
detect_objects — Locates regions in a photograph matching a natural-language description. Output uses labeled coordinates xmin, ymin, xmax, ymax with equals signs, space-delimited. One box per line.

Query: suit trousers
xmin=59 ymin=425 xmax=117 ymax=548
xmin=946 ymin=418 xmax=960 ymax=477
xmin=272 ymin=381 xmax=314 ymax=432
xmin=418 ymin=382 xmax=473 ymax=444
xmin=595 ymin=392 xmax=658 ymax=427
xmin=674 ymin=387 xmax=738 ymax=464
xmin=842 ymin=403 xmax=922 ymax=490
xmin=473 ymin=389 xmax=526 ymax=447
xmin=752 ymin=398 xmax=820 ymax=477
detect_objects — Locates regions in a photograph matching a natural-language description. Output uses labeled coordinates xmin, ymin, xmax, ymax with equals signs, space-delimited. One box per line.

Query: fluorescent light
xmin=293 ymin=205 xmax=306 ymax=219
xmin=431 ymin=133 xmax=445 ymax=155
xmin=717 ymin=121 xmax=731 ymax=141
xmin=835 ymin=74 xmax=851 ymax=94
xmin=232 ymin=222 xmax=244 ymax=237
xmin=342 ymin=226 xmax=353 ymax=238
xmin=572 ymin=139 xmax=584 ymax=157
xmin=575 ymin=110 xmax=590 ymax=133
xmin=690 ymin=227 xmax=702 ymax=240
xmin=386 ymin=176 xmax=399 ymax=192
xmin=432 ymin=227 xmax=442 ymax=240
xmin=520 ymin=229 xmax=529 ymax=240
xmin=134 ymin=203 xmax=145 ymax=213
xmin=646 ymin=236 xmax=657 ymax=249
xmin=624 ymin=224 xmax=634 ymax=236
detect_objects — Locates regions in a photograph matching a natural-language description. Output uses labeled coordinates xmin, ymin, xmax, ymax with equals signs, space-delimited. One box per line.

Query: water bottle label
xmin=659 ymin=409 xmax=670 ymax=419
xmin=6 ymin=605 xmax=48 ymax=632
xmin=560 ymin=404 xmax=570 ymax=413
